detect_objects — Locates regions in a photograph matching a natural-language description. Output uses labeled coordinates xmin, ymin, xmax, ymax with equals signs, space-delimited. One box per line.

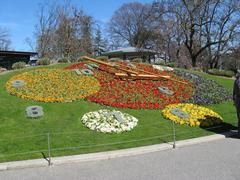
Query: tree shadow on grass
xmin=199 ymin=116 xmax=238 ymax=139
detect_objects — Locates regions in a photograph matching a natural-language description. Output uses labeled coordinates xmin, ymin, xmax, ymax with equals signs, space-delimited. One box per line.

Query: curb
xmin=0 ymin=132 xmax=232 ymax=171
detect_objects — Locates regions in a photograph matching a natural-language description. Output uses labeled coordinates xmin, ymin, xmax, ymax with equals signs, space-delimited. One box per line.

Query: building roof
xmin=0 ymin=50 xmax=38 ymax=56
xmin=103 ymin=47 xmax=156 ymax=55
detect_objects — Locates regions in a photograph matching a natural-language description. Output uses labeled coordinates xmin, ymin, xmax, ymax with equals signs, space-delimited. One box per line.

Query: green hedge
xmin=208 ymin=69 xmax=235 ymax=77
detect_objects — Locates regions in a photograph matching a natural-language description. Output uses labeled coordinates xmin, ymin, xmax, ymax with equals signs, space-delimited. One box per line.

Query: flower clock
xmin=81 ymin=109 xmax=138 ymax=133
xmin=6 ymin=69 xmax=100 ymax=103
xmin=162 ymin=103 xmax=223 ymax=127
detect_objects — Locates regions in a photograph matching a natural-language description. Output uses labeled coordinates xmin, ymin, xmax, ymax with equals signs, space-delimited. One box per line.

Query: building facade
xmin=0 ymin=50 xmax=38 ymax=69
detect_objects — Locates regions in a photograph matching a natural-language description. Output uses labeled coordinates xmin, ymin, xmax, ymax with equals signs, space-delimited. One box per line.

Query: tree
xmin=154 ymin=0 xmax=240 ymax=68
xmin=35 ymin=1 xmax=94 ymax=60
xmin=203 ymin=0 xmax=240 ymax=69
xmin=55 ymin=4 xmax=76 ymax=59
xmin=0 ymin=28 xmax=11 ymax=50
xmin=35 ymin=2 xmax=58 ymax=58
xmin=79 ymin=14 xmax=93 ymax=55
xmin=108 ymin=2 xmax=156 ymax=48
xmin=25 ymin=37 xmax=36 ymax=52
xmin=223 ymin=46 xmax=240 ymax=72
xmin=93 ymin=25 xmax=107 ymax=56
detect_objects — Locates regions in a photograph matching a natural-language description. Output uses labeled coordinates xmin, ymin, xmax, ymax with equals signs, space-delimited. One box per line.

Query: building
xmin=103 ymin=47 xmax=157 ymax=61
xmin=0 ymin=50 xmax=38 ymax=69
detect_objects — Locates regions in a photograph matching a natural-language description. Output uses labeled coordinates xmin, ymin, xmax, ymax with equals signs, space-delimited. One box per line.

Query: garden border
xmin=0 ymin=131 xmax=233 ymax=171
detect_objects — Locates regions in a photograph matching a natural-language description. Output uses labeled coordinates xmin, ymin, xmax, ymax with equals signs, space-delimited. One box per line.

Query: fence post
xmin=47 ymin=133 xmax=51 ymax=166
xmin=172 ymin=121 xmax=176 ymax=149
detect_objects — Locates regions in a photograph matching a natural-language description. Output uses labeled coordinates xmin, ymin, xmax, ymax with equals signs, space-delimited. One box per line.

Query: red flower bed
xmin=65 ymin=62 xmax=193 ymax=109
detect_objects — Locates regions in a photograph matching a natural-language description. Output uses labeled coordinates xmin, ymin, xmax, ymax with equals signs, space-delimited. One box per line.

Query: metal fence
xmin=0 ymin=121 xmax=234 ymax=166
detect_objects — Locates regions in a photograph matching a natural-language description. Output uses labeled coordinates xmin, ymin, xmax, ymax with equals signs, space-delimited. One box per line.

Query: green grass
xmin=0 ymin=65 xmax=236 ymax=163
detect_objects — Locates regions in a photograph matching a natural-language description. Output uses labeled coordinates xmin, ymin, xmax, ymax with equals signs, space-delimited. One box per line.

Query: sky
xmin=0 ymin=0 xmax=151 ymax=51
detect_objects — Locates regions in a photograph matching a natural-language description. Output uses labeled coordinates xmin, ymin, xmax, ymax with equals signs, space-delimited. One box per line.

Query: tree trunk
xmin=209 ymin=61 xmax=214 ymax=69
xmin=213 ymin=61 xmax=218 ymax=69
xmin=191 ymin=56 xmax=197 ymax=67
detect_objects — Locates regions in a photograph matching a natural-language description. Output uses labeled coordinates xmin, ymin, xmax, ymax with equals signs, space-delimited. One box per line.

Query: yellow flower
xmin=162 ymin=103 xmax=223 ymax=127
xmin=6 ymin=69 xmax=100 ymax=103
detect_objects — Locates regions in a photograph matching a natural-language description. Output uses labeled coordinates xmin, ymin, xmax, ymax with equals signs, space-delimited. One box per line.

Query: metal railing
xmin=0 ymin=121 xmax=231 ymax=166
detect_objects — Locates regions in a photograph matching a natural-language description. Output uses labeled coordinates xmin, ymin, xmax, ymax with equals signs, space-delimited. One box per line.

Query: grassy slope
xmin=0 ymin=65 xmax=236 ymax=162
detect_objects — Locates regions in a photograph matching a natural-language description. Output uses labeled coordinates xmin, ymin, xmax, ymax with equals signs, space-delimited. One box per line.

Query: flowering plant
xmin=66 ymin=62 xmax=193 ymax=109
xmin=81 ymin=109 xmax=138 ymax=133
xmin=6 ymin=69 xmax=100 ymax=103
xmin=162 ymin=103 xmax=223 ymax=127
xmin=152 ymin=65 xmax=174 ymax=71
xmin=174 ymin=70 xmax=231 ymax=105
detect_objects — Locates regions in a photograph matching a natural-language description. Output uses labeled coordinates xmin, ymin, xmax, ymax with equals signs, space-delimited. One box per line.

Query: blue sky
xmin=0 ymin=0 xmax=151 ymax=51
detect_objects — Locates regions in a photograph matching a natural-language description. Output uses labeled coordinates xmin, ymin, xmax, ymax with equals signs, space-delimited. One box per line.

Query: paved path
xmin=0 ymin=137 xmax=239 ymax=180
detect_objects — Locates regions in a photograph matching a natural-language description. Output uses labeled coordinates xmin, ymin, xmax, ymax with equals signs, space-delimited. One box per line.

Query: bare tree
xmin=35 ymin=2 xmax=58 ymax=58
xmin=203 ymin=0 xmax=240 ymax=69
xmin=35 ymin=1 xmax=94 ymax=60
xmin=155 ymin=0 xmax=240 ymax=68
xmin=79 ymin=14 xmax=93 ymax=55
xmin=55 ymin=3 xmax=76 ymax=59
xmin=108 ymin=2 xmax=156 ymax=48
xmin=25 ymin=37 xmax=36 ymax=52
xmin=0 ymin=28 xmax=11 ymax=50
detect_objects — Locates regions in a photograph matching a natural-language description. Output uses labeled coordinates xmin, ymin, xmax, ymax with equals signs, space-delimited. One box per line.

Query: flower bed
xmin=66 ymin=62 xmax=193 ymax=109
xmin=174 ymin=70 xmax=231 ymax=105
xmin=6 ymin=69 xmax=100 ymax=102
xmin=81 ymin=109 xmax=138 ymax=133
xmin=162 ymin=103 xmax=223 ymax=127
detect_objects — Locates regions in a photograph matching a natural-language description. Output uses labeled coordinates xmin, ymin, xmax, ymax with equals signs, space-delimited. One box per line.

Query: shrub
xmin=154 ymin=61 xmax=177 ymax=67
xmin=12 ymin=62 xmax=26 ymax=70
xmin=132 ymin=58 xmax=143 ymax=63
xmin=96 ymin=56 xmax=108 ymax=61
xmin=36 ymin=58 xmax=50 ymax=66
xmin=0 ymin=67 xmax=7 ymax=72
xmin=153 ymin=61 xmax=165 ymax=65
xmin=166 ymin=62 xmax=177 ymax=67
xmin=208 ymin=69 xmax=235 ymax=77
xmin=192 ymin=67 xmax=203 ymax=72
xmin=77 ymin=57 xmax=86 ymax=62
xmin=58 ymin=58 xmax=69 ymax=63
xmin=109 ymin=58 xmax=122 ymax=61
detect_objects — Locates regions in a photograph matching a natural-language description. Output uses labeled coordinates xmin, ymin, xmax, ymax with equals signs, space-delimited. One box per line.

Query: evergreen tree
xmin=94 ymin=26 xmax=107 ymax=56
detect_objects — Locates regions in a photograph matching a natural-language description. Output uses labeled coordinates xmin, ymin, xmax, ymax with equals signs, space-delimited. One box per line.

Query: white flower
xmin=81 ymin=109 xmax=138 ymax=133
xmin=152 ymin=65 xmax=174 ymax=71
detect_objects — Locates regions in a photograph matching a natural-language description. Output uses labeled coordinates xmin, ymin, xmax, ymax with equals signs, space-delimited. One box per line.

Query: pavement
xmin=0 ymin=136 xmax=239 ymax=180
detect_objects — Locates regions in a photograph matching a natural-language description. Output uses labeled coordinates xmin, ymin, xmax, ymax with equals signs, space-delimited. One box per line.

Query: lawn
xmin=0 ymin=64 xmax=236 ymax=163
